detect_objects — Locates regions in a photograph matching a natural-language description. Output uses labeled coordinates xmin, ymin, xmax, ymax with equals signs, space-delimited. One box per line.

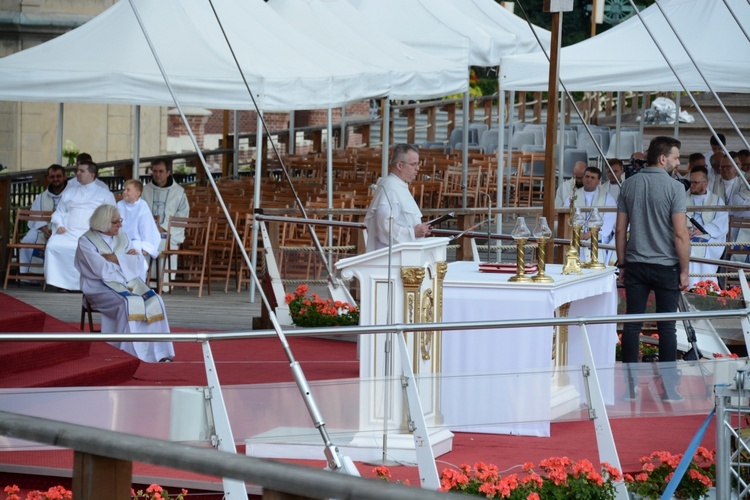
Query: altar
xmin=441 ymin=262 xmax=618 ymax=436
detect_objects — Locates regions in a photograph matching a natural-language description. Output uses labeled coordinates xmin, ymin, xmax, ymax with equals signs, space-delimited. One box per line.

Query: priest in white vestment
xmin=364 ymin=144 xmax=432 ymax=252
xmin=555 ymin=161 xmax=586 ymax=207
xmin=565 ymin=166 xmax=616 ymax=265
xmin=75 ymin=204 xmax=174 ymax=363
xmin=117 ymin=179 xmax=162 ymax=282
xmin=45 ymin=161 xmax=116 ymax=291
xmin=20 ymin=164 xmax=67 ymax=274
xmin=141 ymin=159 xmax=190 ymax=284
xmin=686 ymin=166 xmax=728 ymax=287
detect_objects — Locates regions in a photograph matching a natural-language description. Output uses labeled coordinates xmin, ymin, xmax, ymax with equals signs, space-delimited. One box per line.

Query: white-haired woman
xmin=74 ymin=204 xmax=174 ymax=362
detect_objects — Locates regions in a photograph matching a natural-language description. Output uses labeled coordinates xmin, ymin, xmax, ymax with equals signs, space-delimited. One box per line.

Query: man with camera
xmin=616 ymin=136 xmax=690 ymax=403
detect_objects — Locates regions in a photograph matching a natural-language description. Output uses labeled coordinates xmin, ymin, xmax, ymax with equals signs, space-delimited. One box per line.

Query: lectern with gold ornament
xmin=335 ymin=237 xmax=453 ymax=464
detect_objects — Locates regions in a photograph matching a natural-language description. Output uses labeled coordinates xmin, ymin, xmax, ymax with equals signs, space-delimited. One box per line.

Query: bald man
xmin=555 ymin=161 xmax=586 ymax=207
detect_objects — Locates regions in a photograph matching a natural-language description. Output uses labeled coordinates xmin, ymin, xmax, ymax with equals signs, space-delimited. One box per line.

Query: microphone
xmin=425 ymin=174 xmax=494 ymax=262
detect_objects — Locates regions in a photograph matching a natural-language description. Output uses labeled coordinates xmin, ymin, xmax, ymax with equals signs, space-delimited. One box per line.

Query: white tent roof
xmin=267 ymin=0 xmax=467 ymax=100
xmin=348 ymin=0 xmax=549 ymax=67
xmin=0 ymin=0 xmax=397 ymax=110
xmin=500 ymin=0 xmax=750 ymax=92
xmin=464 ymin=0 xmax=550 ymax=55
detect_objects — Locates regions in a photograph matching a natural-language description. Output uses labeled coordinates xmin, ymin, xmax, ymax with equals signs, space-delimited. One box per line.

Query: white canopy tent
xmin=0 ymin=0 xmax=396 ymax=110
xmin=267 ymin=0 xmax=467 ymax=101
xmin=348 ymin=0 xmax=550 ymax=66
xmin=500 ymin=0 xmax=750 ymax=91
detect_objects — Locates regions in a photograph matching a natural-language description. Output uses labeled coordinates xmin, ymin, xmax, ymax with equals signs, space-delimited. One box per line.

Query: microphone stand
xmin=369 ymin=182 xmax=398 ymax=466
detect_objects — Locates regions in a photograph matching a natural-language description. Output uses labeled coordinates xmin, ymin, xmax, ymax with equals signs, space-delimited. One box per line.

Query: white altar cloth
xmin=441 ymin=262 xmax=618 ymax=436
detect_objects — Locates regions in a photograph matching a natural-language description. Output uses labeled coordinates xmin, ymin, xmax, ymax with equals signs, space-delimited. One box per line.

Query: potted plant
xmin=285 ymin=284 xmax=359 ymax=327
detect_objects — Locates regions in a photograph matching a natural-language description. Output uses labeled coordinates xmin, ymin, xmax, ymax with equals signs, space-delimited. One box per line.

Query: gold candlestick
xmin=509 ymin=217 xmax=532 ymax=283
xmin=585 ymin=226 xmax=606 ymax=269
xmin=509 ymin=238 xmax=533 ymax=282
xmin=532 ymin=216 xmax=554 ymax=283
xmin=562 ymin=205 xmax=584 ymax=275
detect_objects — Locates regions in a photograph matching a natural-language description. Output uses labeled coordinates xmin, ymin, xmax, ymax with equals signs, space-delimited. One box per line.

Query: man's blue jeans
xmin=621 ymin=262 xmax=681 ymax=363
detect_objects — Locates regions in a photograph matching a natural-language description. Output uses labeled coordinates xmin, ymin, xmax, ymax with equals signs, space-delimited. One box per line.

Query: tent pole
xmin=327 ymin=107 xmax=333 ymax=262
xmin=132 ymin=105 xmax=140 ymax=180
xmin=462 ymin=90 xmax=469 ymax=208
xmin=614 ymin=92 xmax=622 ymax=158
xmin=495 ymin=85 xmax=505 ymax=262
xmin=340 ymin=106 xmax=346 ymax=150
xmin=497 ymin=87 xmax=505 ymax=210
xmin=557 ymin=91 xmax=566 ymax=191
xmin=382 ymin=99 xmax=390 ymax=177
xmin=233 ymin=110 xmax=239 ymax=178
xmin=542 ymin=7 xmax=564 ymax=256
xmin=639 ymin=91 xmax=646 ymax=150
xmin=289 ymin=110 xmax=295 ymax=155
xmin=505 ymin=90 xmax=515 ymax=208
xmin=250 ymin=110 xmax=263 ymax=302
xmin=673 ymin=92 xmax=680 ymax=140
xmin=57 ymin=103 xmax=64 ymax=166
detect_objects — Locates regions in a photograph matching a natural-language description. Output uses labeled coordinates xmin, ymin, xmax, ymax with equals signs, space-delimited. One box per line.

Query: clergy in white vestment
xmin=555 ymin=161 xmax=587 ymax=207
xmin=45 ymin=160 xmax=116 ymax=291
xmin=565 ymin=167 xmax=617 ymax=265
xmin=712 ymin=153 xmax=746 ymax=206
xmin=364 ymin=143 xmax=432 ymax=252
xmin=141 ymin=158 xmax=190 ymax=283
xmin=600 ymin=158 xmax=624 ymax=202
xmin=686 ymin=166 xmax=728 ymax=287
xmin=117 ymin=179 xmax=162 ymax=282
xmin=75 ymin=204 xmax=174 ymax=363
xmin=20 ymin=164 xmax=67 ymax=274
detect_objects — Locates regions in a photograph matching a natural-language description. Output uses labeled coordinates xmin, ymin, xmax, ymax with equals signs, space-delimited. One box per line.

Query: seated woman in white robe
xmin=74 ymin=204 xmax=174 ymax=363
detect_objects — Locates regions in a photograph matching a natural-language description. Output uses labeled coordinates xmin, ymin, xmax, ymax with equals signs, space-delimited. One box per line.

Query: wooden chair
xmin=4 ymin=209 xmax=54 ymax=289
xmin=514 ymin=149 xmax=546 ymax=207
xmin=160 ymin=216 xmax=212 ymax=298
xmin=80 ymin=294 xmax=100 ymax=333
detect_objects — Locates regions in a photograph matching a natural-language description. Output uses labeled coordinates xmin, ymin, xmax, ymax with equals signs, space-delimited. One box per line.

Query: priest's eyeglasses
xmin=399 ymin=160 xmax=422 ymax=168
xmin=111 ymin=218 xmax=123 ymax=225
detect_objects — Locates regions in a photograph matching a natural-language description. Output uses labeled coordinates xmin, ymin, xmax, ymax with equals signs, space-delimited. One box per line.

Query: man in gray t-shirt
xmin=615 ymin=136 xmax=690 ymax=403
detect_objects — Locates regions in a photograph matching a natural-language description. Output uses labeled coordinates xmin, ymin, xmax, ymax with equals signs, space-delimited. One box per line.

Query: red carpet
xmin=0 ymin=293 xmax=140 ymax=387
xmin=0 ymin=292 xmax=719 ymax=494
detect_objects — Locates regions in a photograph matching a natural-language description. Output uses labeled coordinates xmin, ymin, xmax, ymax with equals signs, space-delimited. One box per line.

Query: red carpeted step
xmin=0 ymin=308 xmax=46 ymax=332
xmin=0 ymin=342 xmax=90 ymax=378
xmin=0 ymin=352 xmax=140 ymax=388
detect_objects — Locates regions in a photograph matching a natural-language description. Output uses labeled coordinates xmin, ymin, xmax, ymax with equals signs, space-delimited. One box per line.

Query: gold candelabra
xmin=583 ymin=207 xmax=606 ymax=269
xmin=509 ymin=217 xmax=532 ymax=282
xmin=562 ymin=195 xmax=583 ymax=275
xmin=532 ymin=216 xmax=554 ymax=283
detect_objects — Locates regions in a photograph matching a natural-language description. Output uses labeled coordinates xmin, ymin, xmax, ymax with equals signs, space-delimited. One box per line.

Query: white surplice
xmin=117 ymin=198 xmax=162 ymax=281
xmin=45 ymin=182 xmax=116 ymax=290
xmin=364 ymin=174 xmax=423 ymax=252
xmin=75 ymin=231 xmax=174 ymax=363
xmin=686 ymin=191 xmax=728 ymax=286
xmin=566 ymin=186 xmax=617 ymax=265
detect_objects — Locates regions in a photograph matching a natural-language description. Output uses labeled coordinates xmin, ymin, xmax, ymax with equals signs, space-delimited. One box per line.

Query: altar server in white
xmin=117 ymin=179 xmax=162 ymax=282
xmin=565 ymin=166 xmax=617 ymax=265
xmin=20 ymin=164 xmax=67 ymax=274
xmin=365 ymin=143 xmax=431 ymax=252
xmin=45 ymin=160 xmax=115 ymax=291
xmin=75 ymin=204 xmax=174 ymax=363
xmin=686 ymin=166 xmax=728 ymax=286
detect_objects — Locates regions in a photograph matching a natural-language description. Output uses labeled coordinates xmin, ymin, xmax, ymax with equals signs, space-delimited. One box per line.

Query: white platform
xmin=245 ymin=427 xmax=454 ymax=463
